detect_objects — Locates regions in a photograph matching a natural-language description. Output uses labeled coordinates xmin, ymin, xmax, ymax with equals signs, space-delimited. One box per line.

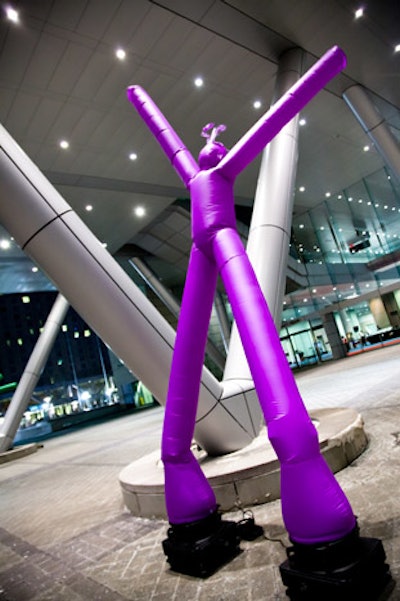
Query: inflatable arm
xmin=217 ymin=46 xmax=346 ymax=180
xmin=126 ymin=86 xmax=199 ymax=187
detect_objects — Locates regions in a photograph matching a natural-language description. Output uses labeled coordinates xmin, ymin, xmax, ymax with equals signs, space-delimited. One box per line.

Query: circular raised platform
xmin=119 ymin=407 xmax=368 ymax=519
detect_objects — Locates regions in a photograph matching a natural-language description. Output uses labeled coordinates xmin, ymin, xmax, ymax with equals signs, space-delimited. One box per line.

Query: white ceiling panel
xmin=22 ymin=31 xmax=68 ymax=89
xmin=48 ymin=42 xmax=94 ymax=96
xmin=47 ymin=0 xmax=87 ymax=30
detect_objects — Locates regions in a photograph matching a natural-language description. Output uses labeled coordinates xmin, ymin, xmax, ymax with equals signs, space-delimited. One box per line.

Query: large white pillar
xmin=343 ymin=85 xmax=400 ymax=181
xmin=0 ymin=123 xmax=259 ymax=455
xmin=0 ymin=293 xmax=69 ymax=452
xmin=224 ymin=47 xmax=303 ymax=382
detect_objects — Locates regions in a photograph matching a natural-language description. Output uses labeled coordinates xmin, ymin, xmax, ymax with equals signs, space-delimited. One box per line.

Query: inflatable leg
xmin=161 ymin=244 xmax=241 ymax=576
xmin=162 ymin=244 xmax=218 ymax=524
xmin=213 ymin=226 xmax=356 ymax=543
xmin=213 ymin=228 xmax=393 ymax=598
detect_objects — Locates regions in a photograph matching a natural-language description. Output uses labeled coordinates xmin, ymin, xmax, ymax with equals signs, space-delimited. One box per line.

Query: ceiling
xmin=0 ymin=0 xmax=399 ymax=300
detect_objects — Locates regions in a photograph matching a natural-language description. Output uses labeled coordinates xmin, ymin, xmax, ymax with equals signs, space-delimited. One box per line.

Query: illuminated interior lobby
xmin=1 ymin=1 xmax=400 ymax=600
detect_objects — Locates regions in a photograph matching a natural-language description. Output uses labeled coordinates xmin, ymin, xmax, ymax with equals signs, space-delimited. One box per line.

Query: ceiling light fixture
xmin=299 ymin=118 xmax=307 ymax=126
xmin=59 ymin=140 xmax=69 ymax=149
xmin=0 ymin=239 xmax=11 ymax=249
xmin=363 ymin=145 xmax=370 ymax=151
xmin=355 ymin=7 xmax=364 ymax=19
xmin=134 ymin=206 xmax=146 ymax=218
xmin=299 ymin=186 xmax=305 ymax=192
xmin=85 ymin=205 xmax=93 ymax=212
xmin=129 ymin=152 xmax=137 ymax=161
xmin=115 ymin=48 xmax=126 ymax=60
xmin=5 ymin=6 xmax=19 ymax=23
xmin=394 ymin=44 xmax=400 ymax=53
xmin=194 ymin=76 xmax=204 ymax=88
xmin=253 ymin=100 xmax=262 ymax=109
xmin=32 ymin=266 xmax=39 ymax=273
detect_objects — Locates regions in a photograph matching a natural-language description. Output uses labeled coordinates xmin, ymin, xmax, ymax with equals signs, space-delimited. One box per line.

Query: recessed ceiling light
xmin=299 ymin=224 xmax=304 ymax=229
xmin=355 ymin=7 xmax=364 ymax=19
xmin=0 ymin=239 xmax=11 ymax=249
xmin=363 ymin=145 xmax=370 ymax=152
xmin=299 ymin=118 xmax=307 ymax=126
xmin=32 ymin=266 xmax=39 ymax=273
xmin=115 ymin=48 xmax=126 ymax=60
xmin=129 ymin=152 xmax=137 ymax=161
xmin=59 ymin=140 xmax=69 ymax=149
xmin=134 ymin=206 xmax=146 ymax=218
xmin=395 ymin=44 xmax=400 ymax=53
xmin=194 ymin=76 xmax=204 ymax=88
xmin=5 ymin=7 xmax=19 ymax=23
xmin=253 ymin=100 xmax=262 ymax=109
xmin=299 ymin=186 xmax=305 ymax=192
xmin=325 ymin=192 xmax=331 ymax=197
xmin=85 ymin=205 xmax=93 ymax=212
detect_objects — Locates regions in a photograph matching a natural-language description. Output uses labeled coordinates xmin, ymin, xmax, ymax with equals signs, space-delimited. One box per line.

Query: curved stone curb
xmin=119 ymin=407 xmax=368 ymax=519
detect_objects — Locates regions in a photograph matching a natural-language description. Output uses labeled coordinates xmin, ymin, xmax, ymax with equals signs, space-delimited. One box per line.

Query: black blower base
xmin=162 ymin=510 xmax=242 ymax=578
xmin=280 ymin=526 xmax=394 ymax=600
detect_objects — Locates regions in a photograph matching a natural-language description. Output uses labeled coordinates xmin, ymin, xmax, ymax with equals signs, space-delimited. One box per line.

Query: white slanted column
xmin=224 ymin=47 xmax=304 ymax=383
xmin=0 ymin=293 xmax=69 ymax=452
xmin=343 ymin=84 xmax=400 ymax=181
xmin=0 ymin=122 xmax=259 ymax=455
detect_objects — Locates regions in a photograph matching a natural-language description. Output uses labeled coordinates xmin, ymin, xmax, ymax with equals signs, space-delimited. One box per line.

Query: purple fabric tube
xmin=217 ymin=46 xmax=346 ymax=181
xmin=162 ymin=244 xmax=218 ymax=523
xmin=126 ymin=86 xmax=199 ymax=187
xmin=126 ymin=45 xmax=356 ymax=544
xmin=213 ymin=227 xmax=356 ymax=543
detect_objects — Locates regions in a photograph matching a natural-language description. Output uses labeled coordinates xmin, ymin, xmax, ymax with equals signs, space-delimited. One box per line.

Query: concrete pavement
xmin=1 ymin=344 xmax=400 ymax=599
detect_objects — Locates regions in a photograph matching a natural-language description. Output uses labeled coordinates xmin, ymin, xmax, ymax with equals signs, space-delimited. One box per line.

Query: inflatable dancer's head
xmin=198 ymin=123 xmax=228 ymax=169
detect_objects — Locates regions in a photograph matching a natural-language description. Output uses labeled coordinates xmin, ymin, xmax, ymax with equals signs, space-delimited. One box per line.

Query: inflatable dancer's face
xmin=198 ymin=123 xmax=228 ymax=170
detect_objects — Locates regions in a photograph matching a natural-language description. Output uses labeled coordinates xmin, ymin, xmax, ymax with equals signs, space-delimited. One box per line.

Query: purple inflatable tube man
xmin=127 ymin=47 xmax=356 ymax=546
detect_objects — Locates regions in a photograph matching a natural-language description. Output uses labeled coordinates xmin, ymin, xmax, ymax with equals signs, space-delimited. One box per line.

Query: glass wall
xmin=286 ymin=148 xmax=400 ymax=365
